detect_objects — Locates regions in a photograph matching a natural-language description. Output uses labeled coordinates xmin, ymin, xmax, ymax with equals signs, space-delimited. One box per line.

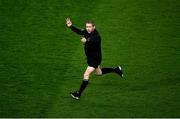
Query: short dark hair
xmin=86 ymin=20 xmax=95 ymax=26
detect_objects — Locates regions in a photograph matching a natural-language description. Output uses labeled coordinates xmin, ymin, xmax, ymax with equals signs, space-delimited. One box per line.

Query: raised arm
xmin=66 ymin=18 xmax=85 ymax=35
xmin=70 ymin=26 xmax=85 ymax=35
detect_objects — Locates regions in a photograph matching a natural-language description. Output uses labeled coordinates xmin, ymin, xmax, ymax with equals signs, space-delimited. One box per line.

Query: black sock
xmin=78 ymin=79 xmax=89 ymax=96
xmin=101 ymin=68 xmax=116 ymax=74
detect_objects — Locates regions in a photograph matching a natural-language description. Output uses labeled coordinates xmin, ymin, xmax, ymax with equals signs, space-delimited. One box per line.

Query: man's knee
xmin=95 ymin=72 xmax=102 ymax=76
xmin=83 ymin=70 xmax=92 ymax=79
xmin=83 ymin=66 xmax=95 ymax=79
xmin=84 ymin=72 xmax=90 ymax=78
xmin=95 ymin=67 xmax=102 ymax=76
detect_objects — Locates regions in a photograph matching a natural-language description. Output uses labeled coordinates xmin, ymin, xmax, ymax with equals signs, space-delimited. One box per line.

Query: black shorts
xmin=87 ymin=57 xmax=101 ymax=68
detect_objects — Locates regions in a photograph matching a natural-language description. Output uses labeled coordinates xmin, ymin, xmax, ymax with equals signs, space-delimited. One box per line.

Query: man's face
xmin=86 ymin=23 xmax=95 ymax=33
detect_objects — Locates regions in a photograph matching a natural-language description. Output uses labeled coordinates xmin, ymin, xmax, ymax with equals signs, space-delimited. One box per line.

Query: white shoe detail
xmin=118 ymin=66 xmax=122 ymax=70
xmin=71 ymin=94 xmax=79 ymax=100
xmin=118 ymin=66 xmax=123 ymax=77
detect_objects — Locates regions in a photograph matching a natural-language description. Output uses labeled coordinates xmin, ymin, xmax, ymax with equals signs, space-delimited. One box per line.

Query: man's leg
xmin=95 ymin=66 xmax=123 ymax=77
xmin=95 ymin=66 xmax=102 ymax=75
xmin=78 ymin=66 xmax=95 ymax=95
xmin=71 ymin=66 xmax=95 ymax=100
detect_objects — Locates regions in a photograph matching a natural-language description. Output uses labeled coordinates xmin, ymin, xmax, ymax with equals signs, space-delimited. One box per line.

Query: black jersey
xmin=70 ymin=26 xmax=102 ymax=60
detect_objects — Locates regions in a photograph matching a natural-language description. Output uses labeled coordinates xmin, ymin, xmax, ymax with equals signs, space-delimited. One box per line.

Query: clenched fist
xmin=81 ymin=37 xmax=87 ymax=44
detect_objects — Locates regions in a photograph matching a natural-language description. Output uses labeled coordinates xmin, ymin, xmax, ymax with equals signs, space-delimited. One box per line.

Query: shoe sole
xmin=70 ymin=94 xmax=79 ymax=100
xmin=118 ymin=66 xmax=124 ymax=78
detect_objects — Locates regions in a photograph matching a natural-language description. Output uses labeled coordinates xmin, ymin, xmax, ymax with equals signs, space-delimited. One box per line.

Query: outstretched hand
xmin=66 ymin=18 xmax=72 ymax=27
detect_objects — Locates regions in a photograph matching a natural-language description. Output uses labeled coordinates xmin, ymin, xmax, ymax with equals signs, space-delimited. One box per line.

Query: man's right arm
xmin=66 ymin=18 xmax=84 ymax=35
xmin=69 ymin=26 xmax=85 ymax=35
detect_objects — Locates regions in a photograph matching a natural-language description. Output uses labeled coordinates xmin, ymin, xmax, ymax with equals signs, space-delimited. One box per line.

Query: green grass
xmin=0 ymin=0 xmax=180 ymax=117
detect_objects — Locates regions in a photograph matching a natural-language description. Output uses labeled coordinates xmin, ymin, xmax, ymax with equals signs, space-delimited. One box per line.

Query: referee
xmin=66 ymin=18 xmax=123 ymax=100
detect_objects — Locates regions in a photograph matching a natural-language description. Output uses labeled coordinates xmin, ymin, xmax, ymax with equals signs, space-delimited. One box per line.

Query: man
xmin=66 ymin=18 xmax=124 ymax=100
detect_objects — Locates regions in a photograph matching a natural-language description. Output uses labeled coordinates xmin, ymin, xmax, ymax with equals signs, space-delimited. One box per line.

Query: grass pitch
xmin=0 ymin=0 xmax=180 ymax=117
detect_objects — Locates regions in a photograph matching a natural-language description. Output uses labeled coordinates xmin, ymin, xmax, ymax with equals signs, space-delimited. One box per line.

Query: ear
xmin=93 ymin=26 xmax=96 ymax=29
